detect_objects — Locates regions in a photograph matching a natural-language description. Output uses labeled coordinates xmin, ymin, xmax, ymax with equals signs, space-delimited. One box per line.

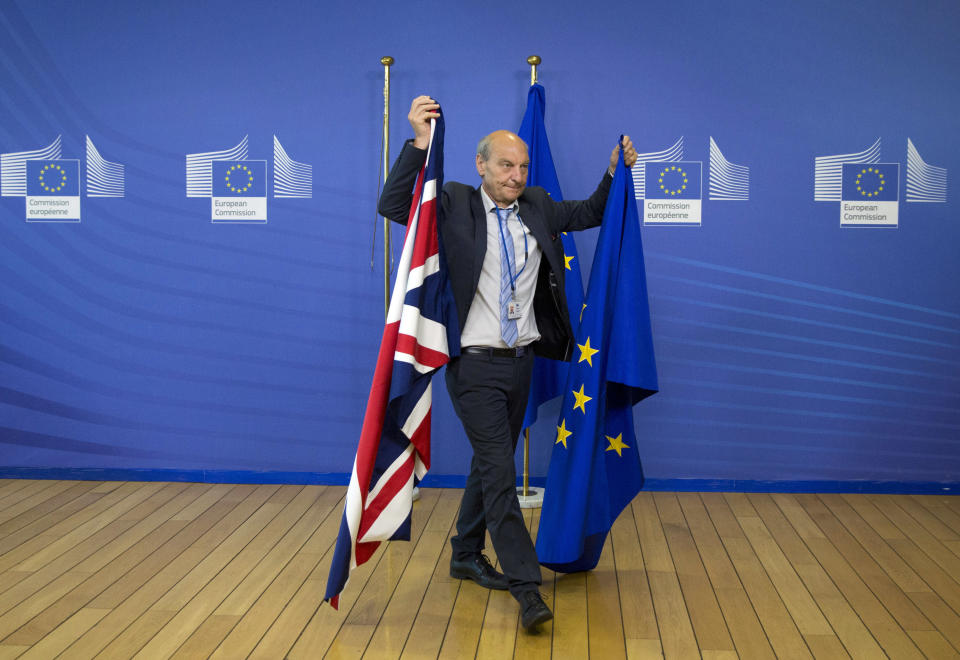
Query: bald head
xmin=476 ymin=131 xmax=530 ymax=207
xmin=477 ymin=130 xmax=528 ymax=162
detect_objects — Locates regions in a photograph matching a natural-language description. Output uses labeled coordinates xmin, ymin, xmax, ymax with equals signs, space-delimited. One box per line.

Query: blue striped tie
xmin=498 ymin=208 xmax=519 ymax=347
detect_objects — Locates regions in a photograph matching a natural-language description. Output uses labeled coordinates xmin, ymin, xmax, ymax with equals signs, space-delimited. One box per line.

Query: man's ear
xmin=476 ymin=153 xmax=486 ymax=177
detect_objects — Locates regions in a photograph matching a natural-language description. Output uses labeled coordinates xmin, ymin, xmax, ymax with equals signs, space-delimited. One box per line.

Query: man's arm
xmin=548 ymin=135 xmax=638 ymax=233
xmin=377 ymin=141 xmax=427 ymax=225
xmin=376 ymin=96 xmax=440 ymax=225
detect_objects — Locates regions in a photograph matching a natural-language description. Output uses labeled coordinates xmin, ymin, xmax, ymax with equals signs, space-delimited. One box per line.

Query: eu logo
xmin=212 ymin=161 xmax=267 ymax=197
xmin=26 ymin=160 xmax=80 ymax=196
xmin=841 ymin=163 xmax=898 ymax=202
xmin=644 ymin=161 xmax=702 ymax=200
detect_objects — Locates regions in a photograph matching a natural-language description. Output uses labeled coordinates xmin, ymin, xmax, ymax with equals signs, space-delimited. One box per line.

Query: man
xmin=378 ymin=95 xmax=637 ymax=631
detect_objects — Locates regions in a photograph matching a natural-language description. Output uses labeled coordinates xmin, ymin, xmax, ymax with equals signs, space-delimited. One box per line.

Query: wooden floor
xmin=0 ymin=481 xmax=959 ymax=659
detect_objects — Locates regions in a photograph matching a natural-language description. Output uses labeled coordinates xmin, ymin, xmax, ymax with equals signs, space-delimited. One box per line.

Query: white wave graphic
xmin=186 ymin=136 xmax=248 ymax=197
xmin=85 ymin=136 xmax=124 ymax=198
xmin=1 ymin=136 xmax=62 ymax=196
xmin=906 ymin=138 xmax=947 ymax=203
xmin=632 ymin=137 xmax=683 ymax=200
xmin=814 ymin=138 xmax=880 ymax=201
xmin=273 ymin=136 xmax=312 ymax=198
xmin=708 ymin=137 xmax=749 ymax=201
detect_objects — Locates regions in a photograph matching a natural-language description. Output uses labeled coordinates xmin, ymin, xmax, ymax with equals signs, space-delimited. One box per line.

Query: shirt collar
xmin=479 ymin=186 xmax=518 ymax=215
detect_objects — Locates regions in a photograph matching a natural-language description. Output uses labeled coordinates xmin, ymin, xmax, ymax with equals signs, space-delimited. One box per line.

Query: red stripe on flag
xmin=354 ymin=321 xmax=400 ymax=497
xmin=358 ymin=453 xmax=415 ymax=540
xmin=409 ymin=198 xmax=438 ymax=270
xmin=395 ymin=332 xmax=449 ymax=370
xmin=355 ymin=539 xmax=380 ymax=566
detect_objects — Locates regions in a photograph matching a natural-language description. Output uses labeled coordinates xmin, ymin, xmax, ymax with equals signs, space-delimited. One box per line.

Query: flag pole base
xmin=516 ymin=487 xmax=544 ymax=509
xmin=412 ymin=486 xmax=421 ymax=502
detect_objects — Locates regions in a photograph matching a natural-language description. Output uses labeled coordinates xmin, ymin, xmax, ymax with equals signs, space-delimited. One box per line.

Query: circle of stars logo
xmin=38 ymin=163 xmax=68 ymax=193
xmin=855 ymin=167 xmax=885 ymax=198
xmin=225 ymin=164 xmax=255 ymax=194
xmin=657 ymin=165 xmax=688 ymax=196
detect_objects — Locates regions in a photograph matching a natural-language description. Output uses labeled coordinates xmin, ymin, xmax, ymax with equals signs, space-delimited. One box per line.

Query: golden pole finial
xmin=527 ymin=55 xmax=541 ymax=85
xmin=381 ymin=56 xmax=394 ymax=318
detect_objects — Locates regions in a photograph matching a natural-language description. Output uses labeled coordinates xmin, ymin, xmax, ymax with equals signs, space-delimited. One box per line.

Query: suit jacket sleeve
xmin=545 ymin=171 xmax=613 ymax=233
xmin=377 ymin=140 xmax=428 ymax=226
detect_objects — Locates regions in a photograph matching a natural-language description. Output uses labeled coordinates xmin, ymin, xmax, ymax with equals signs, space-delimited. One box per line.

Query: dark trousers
xmin=444 ymin=350 xmax=540 ymax=598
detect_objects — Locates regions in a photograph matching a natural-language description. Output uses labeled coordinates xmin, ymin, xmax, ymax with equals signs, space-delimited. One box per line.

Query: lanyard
xmin=494 ymin=206 xmax=528 ymax=295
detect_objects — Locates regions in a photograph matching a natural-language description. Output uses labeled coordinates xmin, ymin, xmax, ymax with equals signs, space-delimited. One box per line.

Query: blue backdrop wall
xmin=1 ymin=0 xmax=958 ymax=487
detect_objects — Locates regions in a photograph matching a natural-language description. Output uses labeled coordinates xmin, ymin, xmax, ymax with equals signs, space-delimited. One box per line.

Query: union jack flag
xmin=325 ymin=113 xmax=458 ymax=608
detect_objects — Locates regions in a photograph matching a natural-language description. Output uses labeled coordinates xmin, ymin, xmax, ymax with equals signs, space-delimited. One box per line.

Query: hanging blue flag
xmin=536 ymin=139 xmax=658 ymax=572
xmin=517 ymin=83 xmax=586 ymax=430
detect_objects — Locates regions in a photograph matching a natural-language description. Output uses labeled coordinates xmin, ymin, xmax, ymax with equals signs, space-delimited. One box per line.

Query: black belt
xmin=462 ymin=345 xmax=529 ymax=358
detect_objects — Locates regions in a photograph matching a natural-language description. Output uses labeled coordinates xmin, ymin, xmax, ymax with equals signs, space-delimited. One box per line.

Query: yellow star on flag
xmin=605 ymin=433 xmax=629 ymax=457
xmin=556 ymin=419 xmax=572 ymax=448
xmin=580 ymin=303 xmax=587 ymax=322
xmin=564 ymin=254 xmax=574 ymax=270
xmin=577 ymin=337 xmax=599 ymax=366
xmin=572 ymin=385 xmax=592 ymax=414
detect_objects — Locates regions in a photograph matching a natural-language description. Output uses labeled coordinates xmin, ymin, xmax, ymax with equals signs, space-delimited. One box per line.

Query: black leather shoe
xmin=519 ymin=591 xmax=553 ymax=631
xmin=449 ymin=554 xmax=509 ymax=590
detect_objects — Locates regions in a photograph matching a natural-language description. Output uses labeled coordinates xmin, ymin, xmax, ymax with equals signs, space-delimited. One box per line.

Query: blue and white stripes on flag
xmin=517 ymin=83 xmax=586 ymax=430
xmin=324 ymin=113 xmax=459 ymax=608
xmin=536 ymin=139 xmax=658 ymax=572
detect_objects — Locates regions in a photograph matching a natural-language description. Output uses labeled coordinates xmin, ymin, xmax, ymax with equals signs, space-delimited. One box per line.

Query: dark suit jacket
xmin=378 ymin=141 xmax=612 ymax=361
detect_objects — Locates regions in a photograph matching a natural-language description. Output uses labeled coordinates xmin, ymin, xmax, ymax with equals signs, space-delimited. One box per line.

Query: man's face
xmin=476 ymin=134 xmax=529 ymax=207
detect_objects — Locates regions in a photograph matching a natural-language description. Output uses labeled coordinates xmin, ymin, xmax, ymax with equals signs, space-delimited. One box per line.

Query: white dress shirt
xmin=460 ymin=186 xmax=543 ymax=348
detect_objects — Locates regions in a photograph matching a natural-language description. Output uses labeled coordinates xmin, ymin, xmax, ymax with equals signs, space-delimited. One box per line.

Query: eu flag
xmin=842 ymin=163 xmax=898 ymax=201
xmin=26 ymin=160 xmax=79 ymax=196
xmin=536 ymin=140 xmax=658 ymax=572
xmin=517 ymin=83 xmax=585 ymax=430
xmin=212 ymin=160 xmax=267 ymax=197
xmin=643 ymin=161 xmax=702 ymax=200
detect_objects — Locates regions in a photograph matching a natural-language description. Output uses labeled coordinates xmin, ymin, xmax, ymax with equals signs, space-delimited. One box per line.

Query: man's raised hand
xmin=409 ymin=96 xmax=440 ymax=150
xmin=608 ymin=135 xmax=638 ymax=176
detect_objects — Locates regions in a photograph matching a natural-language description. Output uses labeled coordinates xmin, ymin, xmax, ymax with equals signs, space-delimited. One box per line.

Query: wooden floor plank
xmin=0 ymin=483 xmax=187 ymax=620
xmin=61 ymin=484 xmax=276 ymax=659
xmin=748 ymin=493 xmax=886 ymax=659
xmin=398 ymin=494 xmax=463 ymax=660
xmin=868 ymin=494 xmax=960 ymax=593
xmin=16 ymin=608 xmax=109 ymax=660
xmin=0 ymin=481 xmax=72 ymax=527
xmin=169 ymin=614 xmax=241 ymax=660
xmin=655 ymin=492 xmax=734 ymax=655
xmin=130 ymin=485 xmax=311 ymax=658
xmin=552 ymin=572 xmax=588 ymax=659
xmin=0 ymin=483 xmax=105 ymax=562
xmin=915 ymin=495 xmax=960 ymax=536
xmin=817 ymin=494 xmax=929 ymax=594
xmin=208 ymin=487 xmax=343 ymax=658
xmin=856 ymin=496 xmax=960 ymax=614
xmin=793 ymin=494 xmax=932 ymax=633
xmin=908 ymin=630 xmax=960 ymax=659
xmin=774 ymin=494 xmax=924 ymax=659
xmin=0 ymin=479 xmax=955 ymax=659
xmin=678 ymin=493 xmax=775 ymax=660
xmin=728 ymin=494 xmax=832 ymax=638
xmin=632 ymin=493 xmax=699 ymax=659
xmin=893 ymin=495 xmax=959 ymax=542
xmin=0 ymin=479 xmax=33 ymax=500
xmin=586 ymin=528 xmax=626 ymax=660
xmin=366 ymin=488 xmax=462 ymax=659
xmin=2 ymin=483 xmax=210 ymax=646
xmin=608 ymin=504 xmax=659 ymax=647
xmin=290 ymin=487 xmax=442 ymax=659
